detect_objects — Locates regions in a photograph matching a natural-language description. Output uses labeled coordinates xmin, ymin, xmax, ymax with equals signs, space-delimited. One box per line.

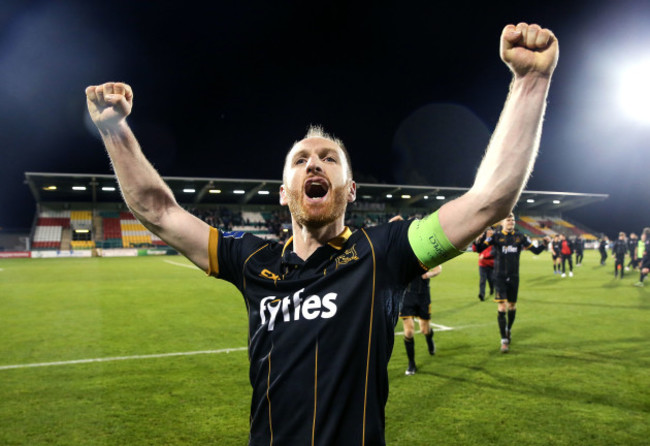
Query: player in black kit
xmin=612 ymin=232 xmax=628 ymax=279
xmin=484 ymin=214 xmax=549 ymax=352
xmin=85 ymin=22 xmax=558 ymax=446
xmin=400 ymin=265 xmax=442 ymax=375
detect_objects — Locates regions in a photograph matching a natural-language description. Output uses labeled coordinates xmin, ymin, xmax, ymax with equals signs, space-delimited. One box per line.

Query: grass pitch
xmin=1 ymin=250 xmax=648 ymax=445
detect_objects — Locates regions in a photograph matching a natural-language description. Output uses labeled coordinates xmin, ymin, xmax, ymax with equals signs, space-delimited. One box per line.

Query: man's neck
xmin=290 ymin=218 xmax=346 ymax=261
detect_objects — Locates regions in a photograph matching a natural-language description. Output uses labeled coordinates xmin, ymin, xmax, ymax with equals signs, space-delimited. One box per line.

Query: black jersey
xmin=551 ymin=240 xmax=562 ymax=257
xmin=612 ymin=239 xmax=628 ymax=258
xmin=208 ymin=220 xmax=424 ymax=445
xmin=574 ymin=238 xmax=584 ymax=253
xmin=404 ymin=275 xmax=430 ymax=295
xmin=486 ymin=230 xmax=546 ymax=277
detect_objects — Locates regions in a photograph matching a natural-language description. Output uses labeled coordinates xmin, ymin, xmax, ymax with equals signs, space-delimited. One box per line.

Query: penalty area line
xmin=0 ymin=347 xmax=248 ymax=371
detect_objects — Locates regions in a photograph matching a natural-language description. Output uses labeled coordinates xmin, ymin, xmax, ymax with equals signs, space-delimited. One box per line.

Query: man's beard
xmin=285 ymin=183 xmax=350 ymax=229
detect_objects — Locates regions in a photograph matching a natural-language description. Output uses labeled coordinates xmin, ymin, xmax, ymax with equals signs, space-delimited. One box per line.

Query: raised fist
xmin=500 ymin=23 xmax=559 ymax=78
xmin=85 ymin=82 xmax=133 ymax=130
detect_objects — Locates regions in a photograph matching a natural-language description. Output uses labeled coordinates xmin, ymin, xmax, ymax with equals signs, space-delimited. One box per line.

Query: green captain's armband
xmin=407 ymin=211 xmax=465 ymax=269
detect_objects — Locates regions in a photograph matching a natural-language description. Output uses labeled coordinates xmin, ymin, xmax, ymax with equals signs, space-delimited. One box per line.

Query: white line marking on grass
xmin=164 ymin=259 xmax=196 ymax=269
xmin=395 ymin=321 xmax=453 ymax=336
xmin=0 ymin=347 xmax=247 ymax=371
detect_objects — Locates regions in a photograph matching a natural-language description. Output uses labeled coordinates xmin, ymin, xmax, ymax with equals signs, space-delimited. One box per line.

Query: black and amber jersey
xmin=486 ymin=230 xmax=546 ymax=277
xmin=404 ymin=275 xmax=430 ymax=295
xmin=207 ymin=219 xmax=424 ymax=446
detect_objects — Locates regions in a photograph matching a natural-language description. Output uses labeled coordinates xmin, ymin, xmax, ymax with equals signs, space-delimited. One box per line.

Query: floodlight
xmin=618 ymin=58 xmax=650 ymax=124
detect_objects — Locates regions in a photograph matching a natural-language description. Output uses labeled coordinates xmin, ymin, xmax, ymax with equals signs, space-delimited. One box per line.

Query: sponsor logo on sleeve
xmin=223 ymin=231 xmax=246 ymax=239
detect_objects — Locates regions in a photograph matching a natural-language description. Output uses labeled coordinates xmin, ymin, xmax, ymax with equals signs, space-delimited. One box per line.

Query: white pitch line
xmin=395 ymin=321 xmax=453 ymax=336
xmin=0 ymin=347 xmax=247 ymax=371
xmin=164 ymin=259 xmax=196 ymax=269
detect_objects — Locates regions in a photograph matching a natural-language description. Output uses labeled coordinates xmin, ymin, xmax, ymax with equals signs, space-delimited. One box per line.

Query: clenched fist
xmin=500 ymin=23 xmax=559 ymax=78
xmin=85 ymin=82 xmax=133 ymax=130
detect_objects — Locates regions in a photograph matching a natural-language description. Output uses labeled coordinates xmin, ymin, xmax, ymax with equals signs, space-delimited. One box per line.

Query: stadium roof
xmin=24 ymin=172 xmax=609 ymax=213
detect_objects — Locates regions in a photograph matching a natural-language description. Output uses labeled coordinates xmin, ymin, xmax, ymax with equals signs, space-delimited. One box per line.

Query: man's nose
xmin=305 ymin=155 xmax=323 ymax=173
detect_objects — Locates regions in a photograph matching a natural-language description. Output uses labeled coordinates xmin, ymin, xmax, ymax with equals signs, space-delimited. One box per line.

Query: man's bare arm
xmin=86 ymin=82 xmax=210 ymax=271
xmin=439 ymin=23 xmax=559 ymax=250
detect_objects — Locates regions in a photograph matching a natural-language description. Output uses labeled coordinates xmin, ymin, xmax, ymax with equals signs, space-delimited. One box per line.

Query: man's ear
xmin=347 ymin=181 xmax=357 ymax=203
xmin=279 ymin=184 xmax=287 ymax=206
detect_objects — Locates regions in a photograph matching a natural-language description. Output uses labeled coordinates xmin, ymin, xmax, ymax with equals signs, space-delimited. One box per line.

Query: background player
xmin=559 ymin=233 xmax=574 ymax=277
xmin=612 ymin=232 xmax=628 ymax=279
xmin=472 ymin=228 xmax=495 ymax=301
xmin=626 ymin=232 xmax=638 ymax=271
xmin=400 ymin=265 xmax=442 ymax=375
xmin=483 ymin=213 xmax=550 ymax=352
xmin=551 ymin=234 xmax=562 ymax=274
xmin=634 ymin=228 xmax=650 ymax=287
xmin=574 ymin=235 xmax=585 ymax=266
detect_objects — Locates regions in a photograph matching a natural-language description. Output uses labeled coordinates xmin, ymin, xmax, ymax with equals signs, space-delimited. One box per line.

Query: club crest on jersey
xmin=334 ymin=244 xmax=359 ymax=269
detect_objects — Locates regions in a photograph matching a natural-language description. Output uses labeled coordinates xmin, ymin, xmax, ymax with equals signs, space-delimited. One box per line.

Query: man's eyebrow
xmin=290 ymin=147 xmax=339 ymax=160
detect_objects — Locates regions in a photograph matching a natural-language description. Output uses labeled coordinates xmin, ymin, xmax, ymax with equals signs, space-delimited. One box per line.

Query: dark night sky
xmin=1 ymin=0 xmax=650 ymax=237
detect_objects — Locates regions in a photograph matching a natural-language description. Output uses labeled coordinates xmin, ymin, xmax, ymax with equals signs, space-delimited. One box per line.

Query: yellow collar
xmin=281 ymin=226 xmax=352 ymax=257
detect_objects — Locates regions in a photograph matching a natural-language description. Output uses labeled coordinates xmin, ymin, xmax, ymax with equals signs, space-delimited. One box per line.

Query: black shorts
xmin=399 ymin=291 xmax=431 ymax=320
xmin=493 ymin=275 xmax=519 ymax=303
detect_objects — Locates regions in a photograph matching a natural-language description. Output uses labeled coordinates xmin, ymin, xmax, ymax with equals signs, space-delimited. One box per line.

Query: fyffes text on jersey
xmin=259 ymin=288 xmax=338 ymax=331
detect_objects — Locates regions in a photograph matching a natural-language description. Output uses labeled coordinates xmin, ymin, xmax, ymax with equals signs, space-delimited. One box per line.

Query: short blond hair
xmin=284 ymin=124 xmax=353 ymax=180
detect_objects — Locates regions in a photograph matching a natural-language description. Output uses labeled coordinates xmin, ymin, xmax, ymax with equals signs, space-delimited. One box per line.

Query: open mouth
xmin=304 ymin=178 xmax=329 ymax=200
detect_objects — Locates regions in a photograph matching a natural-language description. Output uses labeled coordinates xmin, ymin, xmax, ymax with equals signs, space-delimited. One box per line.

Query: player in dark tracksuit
xmin=599 ymin=236 xmax=609 ymax=265
xmin=627 ymin=233 xmax=639 ymax=270
xmin=612 ymin=232 xmax=628 ymax=279
xmin=484 ymin=213 xmax=549 ymax=352
xmin=574 ymin=236 xmax=585 ymax=266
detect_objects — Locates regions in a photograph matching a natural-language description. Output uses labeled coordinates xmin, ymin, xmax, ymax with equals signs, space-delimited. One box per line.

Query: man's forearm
xmin=99 ymin=121 xmax=178 ymax=232
xmin=439 ymin=74 xmax=551 ymax=249
xmin=471 ymin=74 xmax=551 ymax=219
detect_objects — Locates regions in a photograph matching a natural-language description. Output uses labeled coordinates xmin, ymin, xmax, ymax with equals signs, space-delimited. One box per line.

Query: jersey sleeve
xmin=525 ymin=236 xmax=547 ymax=255
xmin=206 ymin=227 xmax=268 ymax=290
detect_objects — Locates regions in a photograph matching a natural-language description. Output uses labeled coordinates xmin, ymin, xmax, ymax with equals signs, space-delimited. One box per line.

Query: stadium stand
xmin=22 ymin=173 xmax=609 ymax=253
xmin=32 ymin=210 xmax=70 ymax=249
xmin=516 ymin=215 xmax=598 ymax=240
xmin=70 ymin=210 xmax=95 ymax=249
xmin=120 ymin=211 xmax=153 ymax=248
